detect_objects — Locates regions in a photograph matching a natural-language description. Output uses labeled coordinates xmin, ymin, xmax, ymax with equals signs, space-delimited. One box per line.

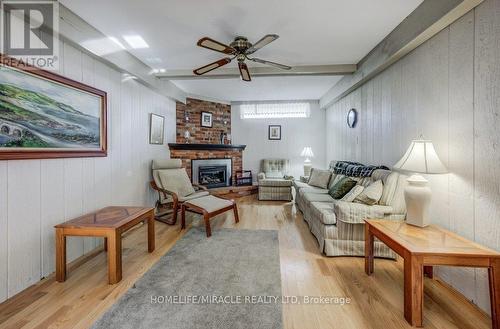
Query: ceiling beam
xmin=320 ymin=0 xmax=483 ymax=109
xmin=157 ymin=64 xmax=357 ymax=80
xmin=58 ymin=4 xmax=187 ymax=103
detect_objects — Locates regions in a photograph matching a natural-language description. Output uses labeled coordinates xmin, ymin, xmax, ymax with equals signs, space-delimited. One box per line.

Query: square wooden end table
xmin=364 ymin=219 xmax=500 ymax=328
xmin=55 ymin=206 xmax=155 ymax=284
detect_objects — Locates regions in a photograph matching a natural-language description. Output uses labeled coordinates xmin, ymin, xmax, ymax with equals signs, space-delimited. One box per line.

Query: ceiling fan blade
xmin=193 ymin=57 xmax=232 ymax=75
xmin=238 ymin=62 xmax=251 ymax=82
xmin=197 ymin=37 xmax=235 ymax=54
xmin=247 ymin=34 xmax=279 ymax=54
xmin=250 ymin=58 xmax=291 ymax=70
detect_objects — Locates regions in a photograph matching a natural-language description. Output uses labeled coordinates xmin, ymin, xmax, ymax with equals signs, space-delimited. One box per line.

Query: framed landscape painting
xmin=0 ymin=55 xmax=107 ymax=160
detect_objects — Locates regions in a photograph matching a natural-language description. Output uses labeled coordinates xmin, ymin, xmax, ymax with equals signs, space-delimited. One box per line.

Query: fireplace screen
xmin=192 ymin=158 xmax=232 ymax=188
xmin=199 ymin=165 xmax=227 ymax=188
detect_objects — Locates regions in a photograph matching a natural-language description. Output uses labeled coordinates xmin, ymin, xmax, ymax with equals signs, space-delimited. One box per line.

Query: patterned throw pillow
xmin=354 ymin=180 xmax=383 ymax=205
xmin=308 ymin=168 xmax=332 ymax=189
xmin=328 ymin=177 xmax=357 ymax=199
xmin=341 ymin=185 xmax=365 ymax=202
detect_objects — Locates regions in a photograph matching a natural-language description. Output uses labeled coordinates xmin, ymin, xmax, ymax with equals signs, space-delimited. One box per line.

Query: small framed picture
xmin=201 ymin=111 xmax=213 ymax=128
xmin=268 ymin=125 xmax=281 ymax=140
xmin=150 ymin=113 xmax=165 ymax=144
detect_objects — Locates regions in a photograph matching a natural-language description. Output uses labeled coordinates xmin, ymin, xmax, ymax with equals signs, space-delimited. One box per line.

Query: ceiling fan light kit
xmin=193 ymin=34 xmax=291 ymax=82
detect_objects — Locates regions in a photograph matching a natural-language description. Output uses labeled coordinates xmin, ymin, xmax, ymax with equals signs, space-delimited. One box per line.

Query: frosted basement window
xmin=240 ymin=102 xmax=310 ymax=119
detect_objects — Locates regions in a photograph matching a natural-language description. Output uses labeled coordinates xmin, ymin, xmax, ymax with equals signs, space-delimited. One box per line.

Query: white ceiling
xmin=61 ymin=0 xmax=423 ymax=101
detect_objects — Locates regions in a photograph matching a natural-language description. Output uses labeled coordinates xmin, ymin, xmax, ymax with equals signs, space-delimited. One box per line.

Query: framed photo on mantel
xmin=0 ymin=55 xmax=107 ymax=160
xmin=201 ymin=111 xmax=213 ymax=128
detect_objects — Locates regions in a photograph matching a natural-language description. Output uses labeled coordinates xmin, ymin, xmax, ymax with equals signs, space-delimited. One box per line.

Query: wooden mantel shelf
xmin=168 ymin=143 xmax=246 ymax=151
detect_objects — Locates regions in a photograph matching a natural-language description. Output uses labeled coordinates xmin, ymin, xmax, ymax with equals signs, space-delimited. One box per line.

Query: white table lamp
xmin=300 ymin=147 xmax=314 ymax=176
xmin=393 ymin=139 xmax=447 ymax=227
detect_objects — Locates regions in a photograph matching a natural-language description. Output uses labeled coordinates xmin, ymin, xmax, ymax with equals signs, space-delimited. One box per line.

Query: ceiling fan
xmin=193 ymin=34 xmax=291 ymax=82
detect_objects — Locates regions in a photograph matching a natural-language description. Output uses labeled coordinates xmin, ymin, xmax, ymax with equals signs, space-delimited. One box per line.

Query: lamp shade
xmin=393 ymin=140 xmax=447 ymax=174
xmin=300 ymin=147 xmax=314 ymax=158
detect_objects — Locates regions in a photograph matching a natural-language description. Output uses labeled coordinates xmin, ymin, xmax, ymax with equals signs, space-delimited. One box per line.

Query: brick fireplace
xmin=169 ymin=98 xmax=245 ymax=187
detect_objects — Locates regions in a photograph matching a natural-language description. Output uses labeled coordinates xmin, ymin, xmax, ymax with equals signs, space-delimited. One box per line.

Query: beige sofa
xmin=293 ymin=161 xmax=407 ymax=258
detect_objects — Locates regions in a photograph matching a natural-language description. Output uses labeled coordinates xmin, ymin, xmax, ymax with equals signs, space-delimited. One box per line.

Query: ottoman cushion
xmin=184 ymin=195 xmax=233 ymax=213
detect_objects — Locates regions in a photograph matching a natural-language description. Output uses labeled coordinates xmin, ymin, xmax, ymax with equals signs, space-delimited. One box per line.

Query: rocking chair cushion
xmin=160 ymin=191 xmax=210 ymax=204
xmin=158 ymin=168 xmax=196 ymax=198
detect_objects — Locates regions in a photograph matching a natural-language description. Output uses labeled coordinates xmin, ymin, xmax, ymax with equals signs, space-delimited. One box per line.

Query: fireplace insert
xmin=198 ymin=165 xmax=228 ymax=188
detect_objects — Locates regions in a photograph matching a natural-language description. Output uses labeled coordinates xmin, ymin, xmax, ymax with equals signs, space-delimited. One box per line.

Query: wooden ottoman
xmin=181 ymin=195 xmax=239 ymax=237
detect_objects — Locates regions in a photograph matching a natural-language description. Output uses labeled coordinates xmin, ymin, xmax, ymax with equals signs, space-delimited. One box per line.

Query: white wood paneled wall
xmin=0 ymin=40 xmax=176 ymax=302
xmin=325 ymin=0 xmax=500 ymax=314
xmin=231 ymin=101 xmax=326 ymax=180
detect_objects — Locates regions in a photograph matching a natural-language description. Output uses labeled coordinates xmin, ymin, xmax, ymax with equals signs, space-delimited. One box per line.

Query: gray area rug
xmin=92 ymin=228 xmax=282 ymax=329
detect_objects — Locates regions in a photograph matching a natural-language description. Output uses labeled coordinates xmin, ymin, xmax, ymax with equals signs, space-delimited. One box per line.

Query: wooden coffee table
xmin=365 ymin=219 xmax=500 ymax=328
xmin=55 ymin=206 xmax=155 ymax=284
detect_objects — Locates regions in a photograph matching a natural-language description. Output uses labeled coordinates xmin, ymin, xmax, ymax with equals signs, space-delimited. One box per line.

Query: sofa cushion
xmin=328 ymin=177 xmax=357 ymax=199
xmin=341 ymin=185 xmax=365 ymax=202
xmin=333 ymin=200 xmax=394 ymax=224
xmin=259 ymin=178 xmax=293 ymax=187
xmin=299 ymin=186 xmax=329 ymax=195
xmin=310 ymin=202 xmax=337 ymax=225
xmin=357 ymin=177 xmax=373 ymax=187
xmin=293 ymin=180 xmax=310 ymax=190
xmin=354 ymin=180 xmax=383 ymax=205
xmin=308 ymin=168 xmax=332 ymax=189
xmin=385 ymin=173 xmax=408 ymax=212
xmin=329 ymin=174 xmax=346 ymax=187
xmin=327 ymin=173 xmax=338 ymax=189
xmin=303 ymin=192 xmax=335 ymax=203
xmin=378 ymin=171 xmax=398 ymax=206
xmin=158 ymin=168 xmax=196 ymax=197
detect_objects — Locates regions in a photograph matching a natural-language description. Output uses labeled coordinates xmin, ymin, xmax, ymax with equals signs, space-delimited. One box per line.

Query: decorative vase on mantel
xmin=183 ymin=130 xmax=190 ymax=144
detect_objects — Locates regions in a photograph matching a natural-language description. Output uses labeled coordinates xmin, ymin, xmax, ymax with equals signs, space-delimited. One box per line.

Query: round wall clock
xmin=347 ymin=108 xmax=358 ymax=128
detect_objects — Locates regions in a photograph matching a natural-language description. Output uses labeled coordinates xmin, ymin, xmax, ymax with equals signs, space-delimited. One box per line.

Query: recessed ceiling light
xmin=108 ymin=37 xmax=125 ymax=49
xmin=151 ymin=68 xmax=166 ymax=75
xmin=123 ymin=35 xmax=149 ymax=49
xmin=81 ymin=37 xmax=125 ymax=56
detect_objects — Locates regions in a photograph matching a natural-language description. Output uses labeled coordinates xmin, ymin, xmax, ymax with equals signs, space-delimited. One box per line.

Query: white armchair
xmin=258 ymin=159 xmax=293 ymax=201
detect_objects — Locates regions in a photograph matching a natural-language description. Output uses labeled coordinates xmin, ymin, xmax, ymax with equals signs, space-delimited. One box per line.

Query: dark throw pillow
xmin=328 ymin=177 xmax=357 ymax=199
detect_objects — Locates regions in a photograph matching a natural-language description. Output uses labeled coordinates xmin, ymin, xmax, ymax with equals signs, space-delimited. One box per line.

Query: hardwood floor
xmin=0 ymin=195 xmax=491 ymax=329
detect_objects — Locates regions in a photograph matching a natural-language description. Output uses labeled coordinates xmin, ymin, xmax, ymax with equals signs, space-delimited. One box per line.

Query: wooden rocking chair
xmin=150 ymin=159 xmax=209 ymax=225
